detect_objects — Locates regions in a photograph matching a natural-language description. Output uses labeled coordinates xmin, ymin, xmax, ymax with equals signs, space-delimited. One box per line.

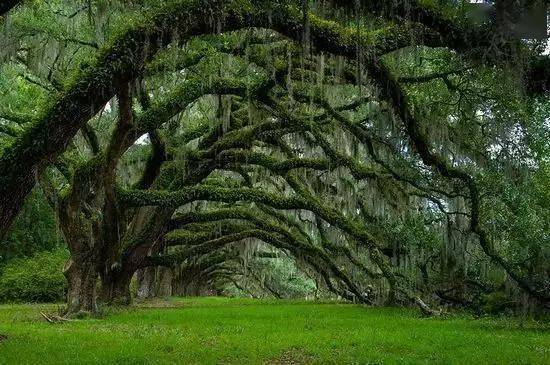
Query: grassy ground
xmin=0 ymin=297 xmax=548 ymax=364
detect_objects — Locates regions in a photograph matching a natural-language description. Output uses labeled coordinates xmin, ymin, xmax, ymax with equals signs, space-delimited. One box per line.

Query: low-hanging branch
xmin=147 ymin=221 xmax=370 ymax=303
xmin=1 ymin=0 xmax=543 ymax=315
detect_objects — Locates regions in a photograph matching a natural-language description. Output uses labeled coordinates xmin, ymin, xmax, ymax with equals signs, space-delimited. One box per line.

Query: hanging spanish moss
xmin=0 ymin=0 xmax=547 ymax=323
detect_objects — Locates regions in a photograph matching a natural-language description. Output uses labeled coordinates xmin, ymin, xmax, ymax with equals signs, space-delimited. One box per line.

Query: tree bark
xmin=99 ymin=269 xmax=133 ymax=305
xmin=157 ymin=267 xmax=173 ymax=297
xmin=136 ymin=267 xmax=157 ymax=299
xmin=172 ymin=273 xmax=204 ymax=297
xmin=63 ymin=258 xmax=98 ymax=315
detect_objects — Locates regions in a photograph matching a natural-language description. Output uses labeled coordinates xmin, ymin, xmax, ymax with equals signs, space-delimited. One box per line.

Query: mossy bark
xmin=99 ymin=269 xmax=133 ymax=305
xmin=136 ymin=267 xmax=157 ymax=299
xmin=63 ymin=257 xmax=98 ymax=315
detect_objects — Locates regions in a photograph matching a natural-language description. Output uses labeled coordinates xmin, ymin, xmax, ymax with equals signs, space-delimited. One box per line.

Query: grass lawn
xmin=0 ymin=297 xmax=548 ymax=364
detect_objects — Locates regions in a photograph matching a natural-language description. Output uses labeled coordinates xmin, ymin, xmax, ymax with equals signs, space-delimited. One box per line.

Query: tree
xmin=0 ymin=0 xmax=547 ymax=315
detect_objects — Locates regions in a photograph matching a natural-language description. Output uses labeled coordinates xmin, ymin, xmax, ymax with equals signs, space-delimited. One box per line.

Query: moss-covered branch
xmin=0 ymin=0 xmax=447 ymax=237
xmin=152 ymin=218 xmax=370 ymax=303
xmin=0 ymin=0 xmax=260 ymax=237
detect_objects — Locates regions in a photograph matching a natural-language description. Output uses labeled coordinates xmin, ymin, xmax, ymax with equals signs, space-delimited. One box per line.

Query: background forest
xmin=0 ymin=0 xmax=548 ymax=318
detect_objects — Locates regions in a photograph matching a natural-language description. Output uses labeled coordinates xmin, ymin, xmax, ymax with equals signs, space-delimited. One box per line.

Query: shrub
xmin=0 ymin=249 xmax=69 ymax=303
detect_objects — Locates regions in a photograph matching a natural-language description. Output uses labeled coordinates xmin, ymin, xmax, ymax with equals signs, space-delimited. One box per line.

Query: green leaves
xmin=0 ymin=249 xmax=68 ymax=303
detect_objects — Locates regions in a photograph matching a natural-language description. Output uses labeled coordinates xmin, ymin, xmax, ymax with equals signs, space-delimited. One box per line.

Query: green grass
xmin=0 ymin=297 xmax=548 ymax=364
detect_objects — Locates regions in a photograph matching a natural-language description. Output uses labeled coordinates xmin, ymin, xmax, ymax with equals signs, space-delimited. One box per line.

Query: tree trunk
xmin=99 ymin=270 xmax=133 ymax=305
xmin=136 ymin=267 xmax=157 ymax=299
xmin=171 ymin=268 xmax=189 ymax=296
xmin=156 ymin=267 xmax=173 ymax=297
xmin=63 ymin=259 xmax=98 ymax=316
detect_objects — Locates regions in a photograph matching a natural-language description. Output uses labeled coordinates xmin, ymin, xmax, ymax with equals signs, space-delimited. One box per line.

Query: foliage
xmin=0 ymin=0 xmax=547 ymax=315
xmin=0 ymin=249 xmax=68 ymax=303
xmin=224 ymin=255 xmax=317 ymax=299
xmin=0 ymin=188 xmax=62 ymax=266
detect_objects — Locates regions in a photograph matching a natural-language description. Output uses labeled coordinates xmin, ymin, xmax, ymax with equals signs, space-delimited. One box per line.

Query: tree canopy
xmin=0 ymin=0 xmax=548 ymax=315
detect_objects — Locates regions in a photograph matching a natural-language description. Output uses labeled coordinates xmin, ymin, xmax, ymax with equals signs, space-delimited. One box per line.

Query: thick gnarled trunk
xmin=63 ymin=259 xmax=98 ymax=316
